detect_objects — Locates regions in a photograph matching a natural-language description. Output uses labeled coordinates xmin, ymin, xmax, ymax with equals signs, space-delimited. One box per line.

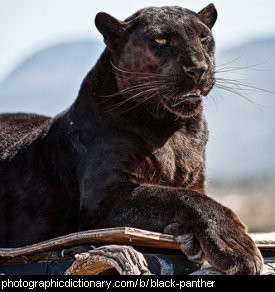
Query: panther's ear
xmin=198 ymin=3 xmax=217 ymax=29
xmin=95 ymin=12 xmax=128 ymax=49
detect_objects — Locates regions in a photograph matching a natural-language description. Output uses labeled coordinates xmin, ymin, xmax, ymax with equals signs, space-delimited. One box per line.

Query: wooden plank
xmin=251 ymin=232 xmax=275 ymax=249
xmin=0 ymin=227 xmax=177 ymax=260
xmin=190 ymin=263 xmax=275 ymax=275
xmin=0 ymin=227 xmax=275 ymax=260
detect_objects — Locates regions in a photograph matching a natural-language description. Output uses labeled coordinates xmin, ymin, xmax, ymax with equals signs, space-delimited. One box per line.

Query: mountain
xmin=0 ymin=41 xmax=104 ymax=115
xmin=0 ymin=38 xmax=275 ymax=182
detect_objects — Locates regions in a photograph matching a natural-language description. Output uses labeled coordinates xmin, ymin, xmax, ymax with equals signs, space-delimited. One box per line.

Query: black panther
xmin=0 ymin=4 xmax=263 ymax=274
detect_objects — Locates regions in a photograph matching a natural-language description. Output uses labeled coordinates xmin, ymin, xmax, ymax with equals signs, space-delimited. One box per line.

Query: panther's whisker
xmin=96 ymin=81 xmax=166 ymax=105
xmin=114 ymin=70 xmax=169 ymax=81
xmin=173 ymin=99 xmax=186 ymax=107
xmin=216 ymin=78 xmax=274 ymax=94
xmin=216 ymin=66 xmax=268 ymax=74
xmin=100 ymin=80 xmax=166 ymax=98
xmin=110 ymin=61 xmax=170 ymax=78
xmin=215 ymin=84 xmax=265 ymax=110
xmin=215 ymin=53 xmax=248 ymax=68
xmin=176 ymin=107 xmax=184 ymax=121
xmin=119 ymin=91 xmax=161 ymax=114
xmin=105 ymin=85 xmax=169 ymax=113
xmin=154 ymin=86 xmax=179 ymax=117
xmin=104 ymin=64 xmax=169 ymax=83
xmin=105 ymin=88 xmax=158 ymax=112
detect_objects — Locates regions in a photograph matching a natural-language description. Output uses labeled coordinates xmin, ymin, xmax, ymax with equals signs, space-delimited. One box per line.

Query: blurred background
xmin=0 ymin=0 xmax=274 ymax=232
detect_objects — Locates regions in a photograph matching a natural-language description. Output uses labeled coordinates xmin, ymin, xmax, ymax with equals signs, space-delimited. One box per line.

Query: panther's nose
xmin=184 ymin=64 xmax=208 ymax=81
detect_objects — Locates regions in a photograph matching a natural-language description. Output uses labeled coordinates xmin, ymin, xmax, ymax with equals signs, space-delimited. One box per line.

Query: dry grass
xmin=209 ymin=180 xmax=275 ymax=232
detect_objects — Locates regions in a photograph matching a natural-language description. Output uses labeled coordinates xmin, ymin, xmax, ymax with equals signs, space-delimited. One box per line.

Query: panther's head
xmin=95 ymin=4 xmax=217 ymax=118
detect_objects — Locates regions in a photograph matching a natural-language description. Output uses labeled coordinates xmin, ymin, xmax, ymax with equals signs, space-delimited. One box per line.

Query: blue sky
xmin=1 ymin=0 xmax=275 ymax=81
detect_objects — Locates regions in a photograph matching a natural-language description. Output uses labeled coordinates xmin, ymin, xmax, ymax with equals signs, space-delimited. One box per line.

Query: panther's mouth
xmin=169 ymin=89 xmax=203 ymax=109
xmin=160 ymin=86 xmax=209 ymax=118
xmin=180 ymin=90 xmax=203 ymax=102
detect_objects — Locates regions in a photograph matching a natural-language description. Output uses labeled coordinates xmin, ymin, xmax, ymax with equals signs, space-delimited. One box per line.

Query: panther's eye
xmin=154 ymin=38 xmax=168 ymax=45
xmin=200 ymin=36 xmax=211 ymax=45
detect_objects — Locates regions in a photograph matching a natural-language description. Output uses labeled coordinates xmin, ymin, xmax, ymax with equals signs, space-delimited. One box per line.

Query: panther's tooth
xmin=196 ymin=89 xmax=201 ymax=96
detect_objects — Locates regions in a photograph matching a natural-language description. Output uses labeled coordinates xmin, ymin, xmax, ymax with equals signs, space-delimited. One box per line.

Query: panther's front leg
xmin=80 ymin=183 xmax=263 ymax=275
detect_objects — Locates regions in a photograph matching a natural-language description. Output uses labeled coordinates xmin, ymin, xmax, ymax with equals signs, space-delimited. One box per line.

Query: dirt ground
xmin=209 ymin=180 xmax=275 ymax=233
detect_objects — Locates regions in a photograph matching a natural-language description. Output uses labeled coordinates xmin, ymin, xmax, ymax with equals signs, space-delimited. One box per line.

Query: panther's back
xmin=0 ymin=113 xmax=50 ymax=160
